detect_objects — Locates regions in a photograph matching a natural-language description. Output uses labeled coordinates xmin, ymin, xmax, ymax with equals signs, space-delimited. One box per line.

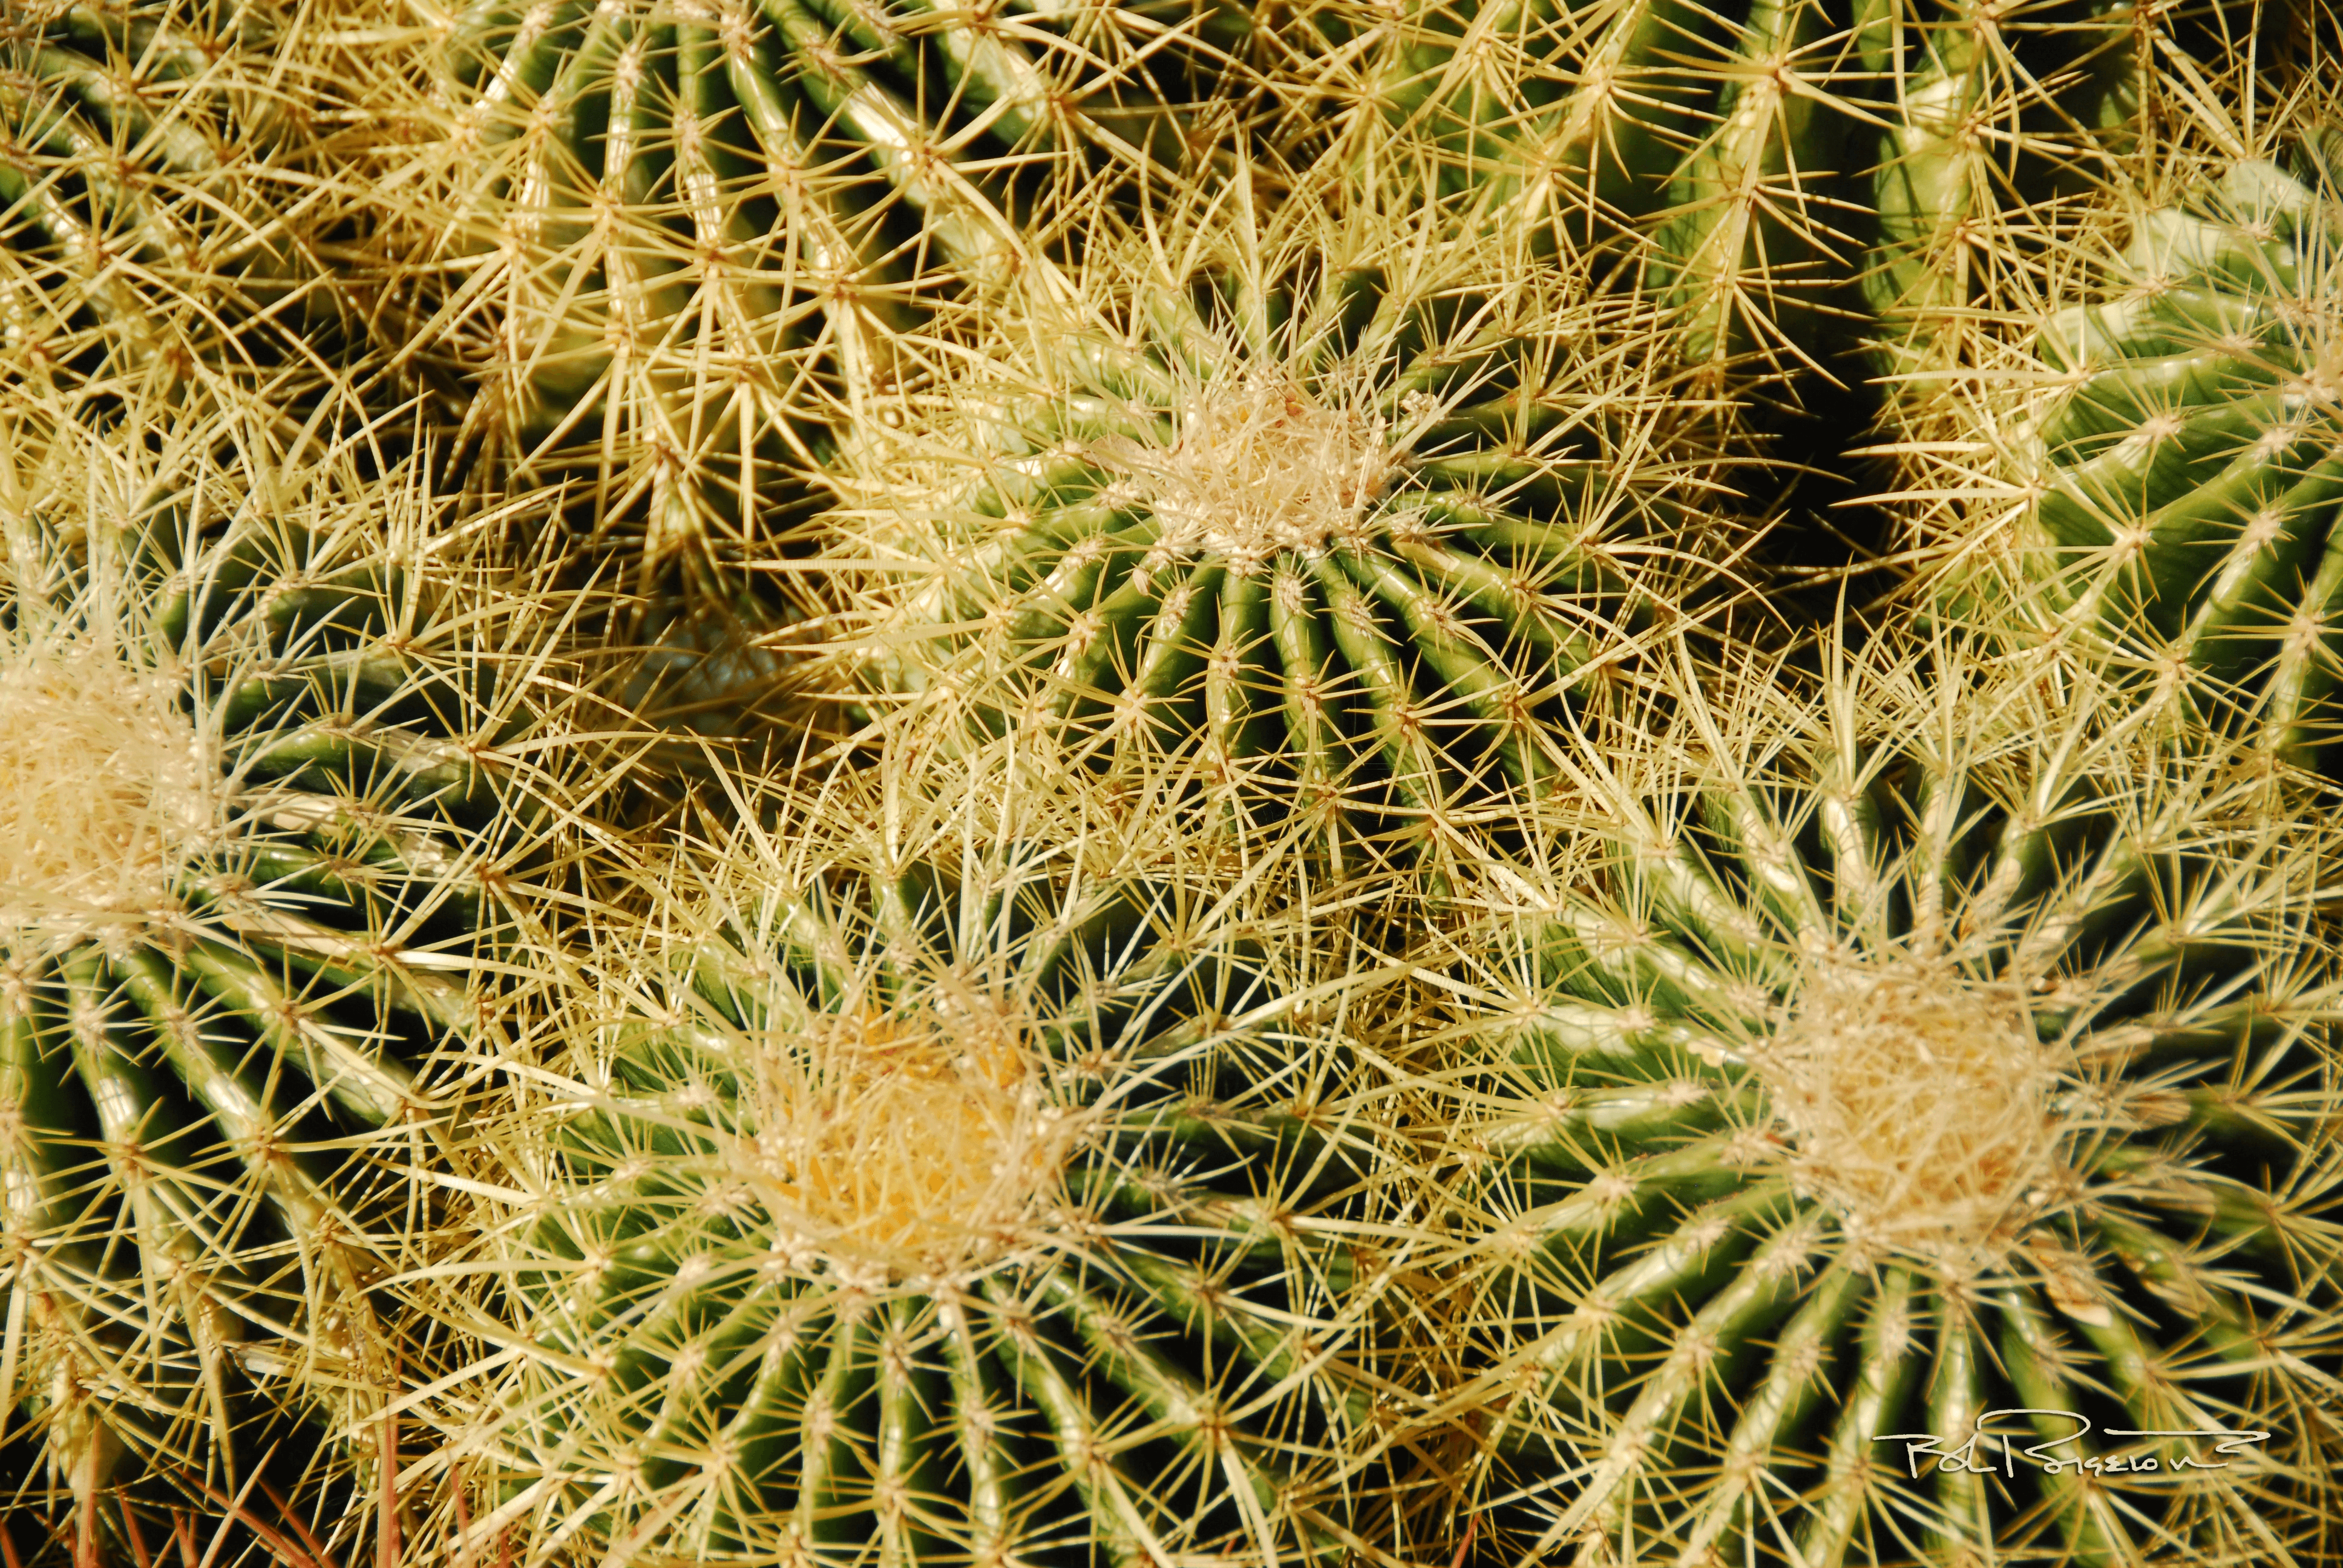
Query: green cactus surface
xmin=1341 ymin=0 xmax=2177 ymax=390
xmin=1342 ymin=0 xmax=1869 ymax=378
xmin=1854 ymin=0 xmax=2160 ymax=365
xmin=405 ymin=0 xmax=1326 ymax=589
xmin=1421 ymin=631 xmax=2343 ymax=1567
xmin=1909 ymin=142 xmax=2343 ymax=777
xmin=825 ymin=194 xmax=1734 ymax=870
xmin=0 ymin=389 xmax=588 ymax=1520
xmin=1 ymin=0 xmax=358 ymax=391
xmin=13 ymin=8 xmax=2343 ymax=1568
xmin=421 ymin=760 xmax=1420 ymax=1565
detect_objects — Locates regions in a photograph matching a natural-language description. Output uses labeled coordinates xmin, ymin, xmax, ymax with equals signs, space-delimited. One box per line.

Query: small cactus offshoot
xmin=1415 ymin=624 xmax=2343 ymax=1567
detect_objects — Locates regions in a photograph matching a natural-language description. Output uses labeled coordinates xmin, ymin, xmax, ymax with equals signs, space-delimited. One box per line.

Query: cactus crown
xmin=831 ymin=169 xmax=1706 ymax=558
xmin=1758 ymin=956 xmax=2063 ymax=1261
xmin=812 ymin=176 xmax=1735 ymax=875
xmin=0 ymin=382 xmax=611 ymax=1529
xmin=574 ymin=750 xmax=1344 ymax=1292
xmin=739 ymin=997 xmax=1086 ymax=1282
xmin=2 ymin=390 xmax=577 ymax=946
xmin=0 ymin=638 xmax=214 ymax=936
xmin=1415 ymin=624 xmax=2343 ymax=1566
xmin=390 ymin=739 xmax=1426 ymax=1564
xmin=1089 ymin=368 xmax=1408 ymax=570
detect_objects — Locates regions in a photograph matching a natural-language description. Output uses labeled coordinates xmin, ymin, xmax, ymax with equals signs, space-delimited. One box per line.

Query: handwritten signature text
xmin=1879 ymin=1411 xmax=2269 ymax=1479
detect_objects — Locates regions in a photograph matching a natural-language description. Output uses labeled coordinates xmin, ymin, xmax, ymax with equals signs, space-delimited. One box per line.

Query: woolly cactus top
xmin=0 ymin=642 xmax=214 ymax=936
xmin=1088 ymin=370 xmax=1412 ymax=570
xmin=812 ymin=189 xmax=1736 ymax=872
xmin=387 ymin=748 xmax=1423 ymax=1564
xmin=1423 ymin=630 xmax=2343 ymax=1567
xmin=732 ymin=996 xmax=1086 ymax=1282
xmin=0 ymin=387 xmax=604 ymax=1523
xmin=1755 ymin=958 xmax=2068 ymax=1263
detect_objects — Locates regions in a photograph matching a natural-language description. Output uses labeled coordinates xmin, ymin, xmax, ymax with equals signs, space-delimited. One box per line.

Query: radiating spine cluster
xmin=8 ymin=3 xmax=2343 ymax=1567
xmin=817 ymin=183 xmax=1738 ymax=873
xmin=1898 ymin=135 xmax=2343 ymax=779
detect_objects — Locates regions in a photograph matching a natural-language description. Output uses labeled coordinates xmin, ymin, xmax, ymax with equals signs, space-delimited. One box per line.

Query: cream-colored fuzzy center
xmin=741 ymin=989 xmax=1080 ymax=1284
xmin=1092 ymin=375 xmax=1400 ymax=569
xmin=0 ymin=648 xmax=211 ymax=937
xmin=1755 ymin=961 xmax=2063 ymax=1259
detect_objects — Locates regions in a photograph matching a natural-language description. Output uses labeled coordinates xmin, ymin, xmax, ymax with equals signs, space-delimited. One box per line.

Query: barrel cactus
xmin=0 ymin=386 xmax=591 ymax=1524
xmin=1902 ymin=135 xmax=2343 ymax=778
xmin=0 ymin=0 xmax=365 ymax=394
xmin=1336 ymin=0 xmax=2177 ymax=391
xmin=405 ymin=754 xmax=1424 ymax=1565
xmin=822 ymin=188 xmax=1734 ymax=871
xmin=1854 ymin=0 xmax=2166 ymax=370
xmin=389 ymin=0 xmax=1336 ymax=594
xmin=1418 ymin=628 xmax=2343 ymax=1566
xmin=1336 ymin=0 xmax=1863 ymax=379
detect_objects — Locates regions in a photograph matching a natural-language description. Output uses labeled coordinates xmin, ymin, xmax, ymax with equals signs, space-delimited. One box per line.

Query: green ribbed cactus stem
xmin=395 ymin=0 xmax=1331 ymax=599
xmin=1907 ymin=138 xmax=2343 ymax=777
xmin=1340 ymin=0 xmax=2218 ymax=402
xmin=1356 ymin=0 xmax=1706 ymax=237
xmin=0 ymin=1 xmax=366 ymax=396
xmin=1421 ymin=628 xmax=2343 ymax=1567
xmin=1862 ymin=0 xmax=1994 ymax=361
xmin=1860 ymin=0 xmax=2150 ymax=384
xmin=1342 ymin=0 xmax=1867 ymax=387
xmin=0 ymin=385 xmax=592 ymax=1528
xmin=411 ymin=759 xmax=1422 ymax=1565
xmin=1357 ymin=0 xmax=1689 ymax=227
xmin=1650 ymin=0 xmax=1857 ymax=379
xmin=823 ymin=189 xmax=1739 ymax=872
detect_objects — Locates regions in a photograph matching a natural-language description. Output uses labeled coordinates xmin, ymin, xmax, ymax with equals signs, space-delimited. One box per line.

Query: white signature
xmin=1879 ymin=1411 xmax=2269 ymax=1478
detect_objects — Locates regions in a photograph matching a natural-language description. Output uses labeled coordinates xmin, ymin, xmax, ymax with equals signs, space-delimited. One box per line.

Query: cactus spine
xmin=822 ymin=186 xmax=1737 ymax=869
xmin=376 ymin=0 xmax=1331 ymax=598
xmin=1335 ymin=0 xmax=1872 ymax=382
xmin=1899 ymin=137 xmax=2343 ymax=779
xmin=1329 ymin=0 xmax=2215 ymax=399
xmin=1 ymin=1 xmax=376 ymax=399
xmin=10 ymin=7 xmax=2342 ymax=1568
